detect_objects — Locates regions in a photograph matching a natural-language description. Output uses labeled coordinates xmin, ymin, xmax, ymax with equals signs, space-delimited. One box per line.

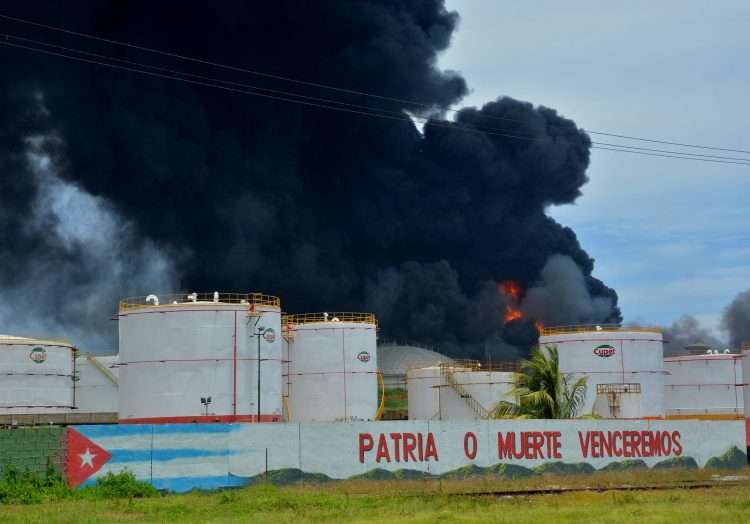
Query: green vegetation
xmin=0 ymin=467 xmax=157 ymax=505
xmin=383 ymin=388 xmax=408 ymax=411
xmin=381 ymin=387 xmax=408 ymax=420
xmin=490 ymin=345 xmax=587 ymax=419
xmin=1 ymin=468 xmax=749 ymax=523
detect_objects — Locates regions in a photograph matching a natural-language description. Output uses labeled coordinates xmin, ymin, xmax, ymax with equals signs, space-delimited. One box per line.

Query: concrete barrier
xmin=64 ymin=419 xmax=747 ymax=491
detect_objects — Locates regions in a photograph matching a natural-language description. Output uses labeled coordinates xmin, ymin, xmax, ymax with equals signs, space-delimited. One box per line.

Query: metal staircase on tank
xmin=439 ymin=363 xmax=489 ymax=419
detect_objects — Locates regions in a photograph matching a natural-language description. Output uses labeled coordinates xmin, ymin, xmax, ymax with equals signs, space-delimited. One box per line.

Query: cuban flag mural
xmin=69 ymin=425 xmax=257 ymax=492
xmin=65 ymin=420 xmax=748 ymax=493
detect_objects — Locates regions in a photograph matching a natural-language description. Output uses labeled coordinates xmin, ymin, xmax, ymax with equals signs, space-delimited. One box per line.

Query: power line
xmin=2 ymin=12 xmax=749 ymax=155
xmin=593 ymin=146 xmax=750 ymax=165
xmin=1 ymin=38 xmax=748 ymax=167
xmin=7 ymin=32 xmax=748 ymax=163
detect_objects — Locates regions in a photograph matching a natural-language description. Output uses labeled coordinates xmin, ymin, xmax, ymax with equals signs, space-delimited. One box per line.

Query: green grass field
xmin=3 ymin=469 xmax=750 ymax=523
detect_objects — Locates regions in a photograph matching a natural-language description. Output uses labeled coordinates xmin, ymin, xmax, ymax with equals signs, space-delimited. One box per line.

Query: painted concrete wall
xmin=67 ymin=419 xmax=747 ymax=492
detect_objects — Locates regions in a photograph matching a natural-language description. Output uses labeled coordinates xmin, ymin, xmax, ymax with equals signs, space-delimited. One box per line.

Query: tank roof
xmin=378 ymin=344 xmax=453 ymax=376
xmin=0 ymin=334 xmax=75 ymax=347
xmin=119 ymin=292 xmax=280 ymax=313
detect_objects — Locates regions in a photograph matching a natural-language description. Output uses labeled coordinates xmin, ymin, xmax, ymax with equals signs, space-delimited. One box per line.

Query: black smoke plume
xmin=723 ymin=290 xmax=750 ymax=349
xmin=0 ymin=1 xmax=620 ymax=356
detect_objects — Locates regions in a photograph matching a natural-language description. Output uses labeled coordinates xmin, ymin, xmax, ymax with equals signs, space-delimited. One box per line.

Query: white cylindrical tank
xmin=0 ymin=335 xmax=75 ymax=414
xmin=74 ymin=353 xmax=119 ymax=414
xmin=284 ymin=313 xmax=378 ymax=422
xmin=743 ymin=346 xmax=750 ymax=424
xmin=118 ymin=292 xmax=283 ymax=423
xmin=539 ymin=326 xmax=665 ymax=419
xmin=664 ymin=353 xmax=744 ymax=419
xmin=407 ymin=365 xmax=443 ymax=420
xmin=407 ymin=361 xmax=516 ymax=420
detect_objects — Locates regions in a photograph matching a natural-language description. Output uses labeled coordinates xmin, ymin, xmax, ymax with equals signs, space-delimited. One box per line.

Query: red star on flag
xmin=65 ymin=427 xmax=112 ymax=487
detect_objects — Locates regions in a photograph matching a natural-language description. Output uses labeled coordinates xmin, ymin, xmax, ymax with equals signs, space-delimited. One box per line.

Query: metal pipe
xmin=257 ymin=329 xmax=261 ymax=422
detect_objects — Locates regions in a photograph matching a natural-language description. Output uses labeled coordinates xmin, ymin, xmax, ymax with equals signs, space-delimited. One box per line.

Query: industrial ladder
xmin=440 ymin=365 xmax=488 ymax=419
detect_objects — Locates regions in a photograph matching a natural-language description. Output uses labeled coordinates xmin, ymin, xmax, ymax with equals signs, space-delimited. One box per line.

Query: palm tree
xmin=490 ymin=345 xmax=587 ymax=419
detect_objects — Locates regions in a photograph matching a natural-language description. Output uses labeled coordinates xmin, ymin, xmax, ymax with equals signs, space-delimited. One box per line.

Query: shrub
xmin=0 ymin=464 xmax=69 ymax=504
xmin=82 ymin=471 xmax=158 ymax=499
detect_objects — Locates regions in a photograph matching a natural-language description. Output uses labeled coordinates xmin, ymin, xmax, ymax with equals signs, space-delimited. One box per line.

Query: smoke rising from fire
xmin=661 ymin=315 xmax=724 ymax=356
xmin=0 ymin=1 xmax=620 ymax=356
xmin=660 ymin=289 xmax=750 ymax=355
xmin=722 ymin=290 xmax=750 ymax=349
xmin=0 ymin=93 xmax=178 ymax=350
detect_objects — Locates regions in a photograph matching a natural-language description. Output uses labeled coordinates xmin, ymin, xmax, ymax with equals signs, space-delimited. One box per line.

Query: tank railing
xmin=408 ymin=359 xmax=520 ymax=373
xmin=439 ymin=364 xmax=489 ymax=420
xmin=540 ymin=324 xmax=661 ymax=336
xmin=118 ymin=292 xmax=280 ymax=312
xmin=741 ymin=341 xmax=750 ymax=352
xmin=282 ymin=312 xmax=377 ymax=327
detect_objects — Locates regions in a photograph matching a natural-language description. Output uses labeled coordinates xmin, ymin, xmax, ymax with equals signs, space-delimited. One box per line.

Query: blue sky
xmin=440 ymin=0 xmax=750 ymax=339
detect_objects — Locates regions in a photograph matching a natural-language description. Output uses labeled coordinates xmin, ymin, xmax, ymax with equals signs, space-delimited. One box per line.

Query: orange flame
xmin=498 ymin=280 xmax=544 ymax=332
xmin=499 ymin=281 xmax=522 ymax=302
xmin=499 ymin=280 xmax=524 ymax=324
xmin=504 ymin=305 xmax=523 ymax=323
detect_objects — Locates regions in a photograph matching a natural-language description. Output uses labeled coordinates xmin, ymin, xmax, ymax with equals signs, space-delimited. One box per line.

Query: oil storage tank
xmin=664 ymin=347 xmax=743 ymax=419
xmin=539 ymin=325 xmax=665 ymax=419
xmin=743 ymin=344 xmax=750 ymax=427
xmin=407 ymin=361 xmax=516 ymax=420
xmin=0 ymin=335 xmax=76 ymax=414
xmin=74 ymin=353 xmax=119 ymax=415
xmin=283 ymin=312 xmax=379 ymax=422
xmin=118 ymin=292 xmax=283 ymax=423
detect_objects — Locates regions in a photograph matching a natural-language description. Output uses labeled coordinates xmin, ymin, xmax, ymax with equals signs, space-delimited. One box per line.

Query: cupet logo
xmin=357 ymin=351 xmax=371 ymax=363
xmin=593 ymin=344 xmax=616 ymax=358
xmin=263 ymin=328 xmax=277 ymax=343
xmin=30 ymin=347 xmax=47 ymax=364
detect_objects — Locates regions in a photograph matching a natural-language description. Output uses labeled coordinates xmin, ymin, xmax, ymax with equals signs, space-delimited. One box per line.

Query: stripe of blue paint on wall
xmin=77 ymin=423 xmax=243 ymax=439
xmin=151 ymin=475 xmax=248 ymax=492
xmin=108 ymin=448 xmax=241 ymax=463
xmin=81 ymin=475 xmax=248 ymax=493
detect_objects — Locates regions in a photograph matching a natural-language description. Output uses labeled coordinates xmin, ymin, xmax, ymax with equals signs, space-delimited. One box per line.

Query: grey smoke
xmin=722 ymin=290 xmax=750 ymax=349
xmin=0 ymin=102 xmax=178 ymax=352
xmin=662 ymin=315 xmax=724 ymax=356
xmin=521 ymin=254 xmax=614 ymax=325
